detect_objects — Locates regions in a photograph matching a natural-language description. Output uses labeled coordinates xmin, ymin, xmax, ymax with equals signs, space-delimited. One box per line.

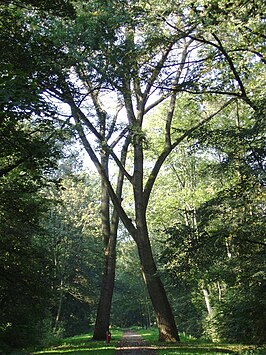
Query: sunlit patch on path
xmin=115 ymin=330 xmax=157 ymax=354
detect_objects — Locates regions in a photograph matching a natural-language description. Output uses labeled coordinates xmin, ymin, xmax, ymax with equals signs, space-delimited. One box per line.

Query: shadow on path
xmin=115 ymin=330 xmax=157 ymax=355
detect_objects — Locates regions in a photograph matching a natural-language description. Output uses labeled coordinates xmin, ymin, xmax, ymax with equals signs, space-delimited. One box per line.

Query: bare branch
xmin=144 ymin=93 xmax=171 ymax=114
xmin=143 ymin=42 xmax=174 ymax=104
xmin=165 ymin=39 xmax=193 ymax=148
xmin=211 ymin=34 xmax=247 ymax=97
xmin=153 ymin=23 xmax=258 ymax=111
xmin=109 ymin=127 xmax=129 ymax=150
xmin=170 ymin=87 xmax=243 ymax=98
xmin=106 ymin=104 xmax=124 ymax=141
xmin=72 ymin=113 xmax=137 ymax=239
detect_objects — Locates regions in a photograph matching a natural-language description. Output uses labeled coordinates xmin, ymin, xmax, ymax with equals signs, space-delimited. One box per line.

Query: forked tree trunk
xmin=131 ymin=123 xmax=180 ymax=342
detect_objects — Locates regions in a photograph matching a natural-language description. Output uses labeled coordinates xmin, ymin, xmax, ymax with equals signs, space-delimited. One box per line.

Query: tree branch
xmin=211 ymin=34 xmax=249 ymax=101
xmin=0 ymin=158 xmax=25 ymax=177
xmin=110 ymin=136 xmax=131 ymax=238
xmin=69 ymin=101 xmax=133 ymax=183
xmin=106 ymin=104 xmax=124 ymax=141
xmin=144 ymin=92 xmax=171 ymax=114
xmin=109 ymin=129 xmax=133 ymax=183
xmin=165 ymin=40 xmax=192 ymax=148
xmin=123 ymin=78 xmax=137 ymax=124
xmin=72 ymin=113 xmax=137 ymax=239
xmin=143 ymin=42 xmax=174 ymax=105
xmin=143 ymin=98 xmax=235 ymax=208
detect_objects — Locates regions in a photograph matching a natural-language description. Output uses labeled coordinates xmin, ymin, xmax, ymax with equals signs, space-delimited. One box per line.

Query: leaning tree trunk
xmin=133 ymin=130 xmax=180 ymax=342
xmin=93 ymin=138 xmax=128 ymax=340
xmin=136 ymin=227 xmax=180 ymax=342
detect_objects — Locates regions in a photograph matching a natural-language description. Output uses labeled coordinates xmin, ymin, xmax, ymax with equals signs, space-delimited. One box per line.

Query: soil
xmin=115 ymin=330 xmax=157 ymax=355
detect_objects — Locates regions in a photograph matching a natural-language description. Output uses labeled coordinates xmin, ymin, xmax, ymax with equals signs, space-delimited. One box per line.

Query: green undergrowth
xmin=18 ymin=327 xmax=266 ymax=355
xmin=134 ymin=327 xmax=266 ymax=355
xmin=30 ymin=328 xmax=123 ymax=355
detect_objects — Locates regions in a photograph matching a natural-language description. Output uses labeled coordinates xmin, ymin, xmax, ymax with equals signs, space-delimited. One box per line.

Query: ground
xmin=116 ymin=330 xmax=157 ymax=355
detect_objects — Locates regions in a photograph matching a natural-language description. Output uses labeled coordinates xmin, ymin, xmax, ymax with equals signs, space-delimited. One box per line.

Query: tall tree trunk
xmin=93 ymin=227 xmax=116 ymax=339
xmin=133 ymin=131 xmax=179 ymax=342
xmin=136 ymin=227 xmax=180 ymax=341
xmin=93 ymin=151 xmax=113 ymax=340
xmin=93 ymin=138 xmax=129 ymax=340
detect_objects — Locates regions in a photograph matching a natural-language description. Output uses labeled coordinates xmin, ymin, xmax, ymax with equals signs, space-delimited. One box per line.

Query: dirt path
xmin=115 ymin=330 xmax=157 ymax=355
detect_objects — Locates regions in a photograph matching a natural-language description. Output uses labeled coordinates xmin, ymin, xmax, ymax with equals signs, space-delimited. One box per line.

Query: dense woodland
xmin=0 ymin=0 xmax=265 ymax=351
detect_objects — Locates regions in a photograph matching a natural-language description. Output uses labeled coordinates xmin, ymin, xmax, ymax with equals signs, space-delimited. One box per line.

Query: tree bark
xmin=93 ymin=228 xmax=116 ymax=339
xmin=93 ymin=150 xmax=114 ymax=340
xmin=93 ymin=138 xmax=129 ymax=340
xmin=132 ymin=124 xmax=179 ymax=342
xmin=54 ymin=279 xmax=64 ymax=331
xmin=202 ymin=287 xmax=213 ymax=317
xmin=137 ymin=233 xmax=180 ymax=341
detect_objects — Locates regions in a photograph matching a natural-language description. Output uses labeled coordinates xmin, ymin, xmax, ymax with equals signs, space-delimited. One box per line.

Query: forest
xmin=0 ymin=0 xmax=265 ymax=353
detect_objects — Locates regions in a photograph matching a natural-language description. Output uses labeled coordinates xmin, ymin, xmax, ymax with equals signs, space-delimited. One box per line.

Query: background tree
xmin=0 ymin=169 xmax=54 ymax=349
xmin=46 ymin=170 xmax=103 ymax=337
xmin=151 ymin=97 xmax=265 ymax=342
xmin=0 ymin=113 xmax=65 ymax=349
xmin=112 ymin=238 xmax=154 ymax=329
xmin=0 ymin=1 xmax=74 ymax=349
xmin=0 ymin=9 xmax=67 ymax=342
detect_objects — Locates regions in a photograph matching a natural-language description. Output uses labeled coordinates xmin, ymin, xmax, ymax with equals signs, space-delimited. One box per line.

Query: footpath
xmin=115 ymin=330 xmax=157 ymax=355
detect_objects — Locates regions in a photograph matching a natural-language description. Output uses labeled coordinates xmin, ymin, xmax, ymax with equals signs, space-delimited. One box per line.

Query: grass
xmin=135 ymin=327 xmax=266 ymax=355
xmin=31 ymin=328 xmax=123 ymax=355
xmin=28 ymin=327 xmax=266 ymax=355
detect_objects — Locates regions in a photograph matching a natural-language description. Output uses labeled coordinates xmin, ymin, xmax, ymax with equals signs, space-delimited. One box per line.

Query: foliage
xmin=214 ymin=286 xmax=266 ymax=344
xmin=44 ymin=171 xmax=103 ymax=337
xmin=0 ymin=0 xmax=75 ymax=17
xmin=153 ymin=98 xmax=265 ymax=342
xmin=0 ymin=159 xmax=56 ymax=349
xmin=0 ymin=1 xmax=80 ymax=350
xmin=112 ymin=239 xmax=154 ymax=328
xmin=0 ymin=155 xmax=104 ymax=350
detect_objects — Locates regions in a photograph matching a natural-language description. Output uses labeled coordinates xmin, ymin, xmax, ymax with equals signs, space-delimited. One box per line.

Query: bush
xmin=213 ymin=286 xmax=266 ymax=344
